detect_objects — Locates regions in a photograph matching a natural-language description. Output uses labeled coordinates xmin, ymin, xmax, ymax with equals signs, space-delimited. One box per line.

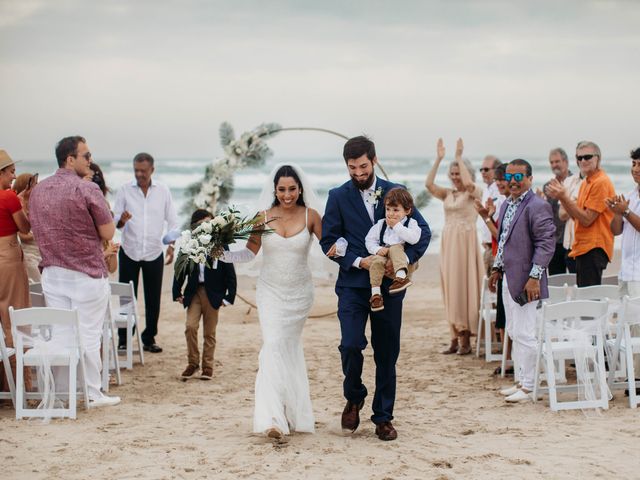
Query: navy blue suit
xmin=320 ymin=177 xmax=431 ymax=424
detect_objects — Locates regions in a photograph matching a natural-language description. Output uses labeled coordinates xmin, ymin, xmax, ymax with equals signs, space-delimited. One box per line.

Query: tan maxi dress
xmin=0 ymin=190 xmax=32 ymax=394
xmin=439 ymin=188 xmax=483 ymax=339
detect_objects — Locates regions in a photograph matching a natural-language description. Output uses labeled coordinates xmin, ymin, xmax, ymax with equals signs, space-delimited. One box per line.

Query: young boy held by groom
xmin=365 ymin=187 xmax=421 ymax=312
xmin=173 ymin=209 xmax=237 ymax=380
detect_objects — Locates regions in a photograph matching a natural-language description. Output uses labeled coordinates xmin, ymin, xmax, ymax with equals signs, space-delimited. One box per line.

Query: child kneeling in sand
xmin=365 ymin=187 xmax=421 ymax=312
xmin=173 ymin=209 xmax=237 ymax=381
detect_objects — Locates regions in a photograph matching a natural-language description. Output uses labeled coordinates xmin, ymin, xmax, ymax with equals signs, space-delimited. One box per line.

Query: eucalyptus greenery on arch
xmin=182 ymin=122 xmax=430 ymax=218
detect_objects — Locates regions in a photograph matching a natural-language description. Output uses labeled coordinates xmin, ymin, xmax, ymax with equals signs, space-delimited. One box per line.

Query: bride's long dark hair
xmin=272 ymin=165 xmax=306 ymax=208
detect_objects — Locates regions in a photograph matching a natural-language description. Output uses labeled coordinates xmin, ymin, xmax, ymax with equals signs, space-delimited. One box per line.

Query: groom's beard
xmin=350 ymin=172 xmax=375 ymax=191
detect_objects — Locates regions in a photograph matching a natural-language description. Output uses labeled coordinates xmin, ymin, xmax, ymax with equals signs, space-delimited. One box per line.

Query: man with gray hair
xmin=541 ymin=147 xmax=573 ymax=274
xmin=478 ymin=155 xmax=504 ymax=276
xmin=546 ymin=141 xmax=614 ymax=286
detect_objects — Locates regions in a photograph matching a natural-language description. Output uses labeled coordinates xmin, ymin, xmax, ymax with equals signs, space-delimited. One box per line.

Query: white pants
xmin=42 ymin=266 xmax=109 ymax=400
xmin=503 ymin=275 xmax=538 ymax=391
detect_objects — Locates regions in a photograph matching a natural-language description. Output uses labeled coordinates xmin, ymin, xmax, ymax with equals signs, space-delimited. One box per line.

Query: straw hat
xmin=0 ymin=150 xmax=19 ymax=170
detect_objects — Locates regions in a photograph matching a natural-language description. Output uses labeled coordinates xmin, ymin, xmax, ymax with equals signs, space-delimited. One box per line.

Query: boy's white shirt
xmin=365 ymin=217 xmax=421 ymax=255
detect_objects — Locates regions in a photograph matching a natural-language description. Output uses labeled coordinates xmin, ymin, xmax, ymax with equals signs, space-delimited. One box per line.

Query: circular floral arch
xmin=183 ymin=122 xmax=396 ymax=215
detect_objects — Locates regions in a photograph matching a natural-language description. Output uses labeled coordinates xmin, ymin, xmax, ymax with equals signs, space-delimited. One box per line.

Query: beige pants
xmin=370 ymin=244 xmax=410 ymax=287
xmin=185 ymin=286 xmax=219 ymax=370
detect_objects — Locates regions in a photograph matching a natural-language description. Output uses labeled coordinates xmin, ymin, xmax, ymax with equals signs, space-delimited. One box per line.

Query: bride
xmin=221 ymin=164 xmax=323 ymax=439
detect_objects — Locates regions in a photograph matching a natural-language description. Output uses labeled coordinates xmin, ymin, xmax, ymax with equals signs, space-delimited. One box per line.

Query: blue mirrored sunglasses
xmin=504 ymin=173 xmax=526 ymax=182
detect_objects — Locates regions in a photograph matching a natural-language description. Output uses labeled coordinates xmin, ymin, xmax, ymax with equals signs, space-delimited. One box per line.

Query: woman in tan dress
xmin=0 ymin=150 xmax=32 ymax=393
xmin=425 ymin=138 xmax=483 ymax=355
xmin=13 ymin=173 xmax=41 ymax=283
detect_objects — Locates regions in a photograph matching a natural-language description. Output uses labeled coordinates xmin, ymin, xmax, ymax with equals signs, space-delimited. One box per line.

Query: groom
xmin=321 ymin=136 xmax=431 ymax=441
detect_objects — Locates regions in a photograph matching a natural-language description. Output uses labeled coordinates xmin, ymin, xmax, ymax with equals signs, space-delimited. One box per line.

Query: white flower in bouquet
xmin=199 ymin=221 xmax=213 ymax=234
xmin=211 ymin=215 xmax=228 ymax=228
xmin=199 ymin=233 xmax=212 ymax=245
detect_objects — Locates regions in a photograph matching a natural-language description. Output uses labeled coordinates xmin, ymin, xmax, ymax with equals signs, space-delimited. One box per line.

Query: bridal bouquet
xmin=174 ymin=207 xmax=268 ymax=277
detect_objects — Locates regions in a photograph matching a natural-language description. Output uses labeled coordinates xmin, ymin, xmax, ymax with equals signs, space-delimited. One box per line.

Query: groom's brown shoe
xmin=341 ymin=399 xmax=365 ymax=433
xmin=375 ymin=421 xmax=398 ymax=441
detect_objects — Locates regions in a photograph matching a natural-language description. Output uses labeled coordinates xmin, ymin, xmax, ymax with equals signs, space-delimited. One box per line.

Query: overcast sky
xmin=1 ymin=0 xmax=638 ymax=161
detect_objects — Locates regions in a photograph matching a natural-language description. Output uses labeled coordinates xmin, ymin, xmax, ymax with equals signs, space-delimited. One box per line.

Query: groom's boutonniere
xmin=365 ymin=187 xmax=384 ymax=206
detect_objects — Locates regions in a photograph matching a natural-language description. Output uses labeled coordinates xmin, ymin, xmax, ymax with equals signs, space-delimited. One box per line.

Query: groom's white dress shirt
xmin=353 ymin=178 xmax=378 ymax=269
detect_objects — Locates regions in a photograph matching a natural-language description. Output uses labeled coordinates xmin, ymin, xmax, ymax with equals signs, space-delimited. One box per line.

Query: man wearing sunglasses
xmin=489 ymin=159 xmax=555 ymax=403
xmin=546 ymin=141 xmax=614 ymax=287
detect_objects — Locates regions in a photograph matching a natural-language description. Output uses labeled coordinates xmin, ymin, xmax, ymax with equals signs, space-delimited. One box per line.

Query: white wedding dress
xmin=253 ymin=209 xmax=315 ymax=434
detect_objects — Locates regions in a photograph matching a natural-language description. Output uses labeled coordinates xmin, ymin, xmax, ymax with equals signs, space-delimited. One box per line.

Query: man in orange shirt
xmin=546 ymin=141 xmax=614 ymax=286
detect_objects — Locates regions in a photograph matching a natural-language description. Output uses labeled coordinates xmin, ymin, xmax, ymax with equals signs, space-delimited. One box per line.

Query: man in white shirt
xmin=607 ymin=147 xmax=640 ymax=378
xmin=113 ymin=153 xmax=179 ymax=353
xmin=477 ymin=155 xmax=504 ymax=276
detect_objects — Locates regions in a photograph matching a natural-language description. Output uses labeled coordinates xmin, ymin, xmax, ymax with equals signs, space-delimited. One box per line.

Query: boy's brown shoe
xmin=181 ymin=364 xmax=199 ymax=381
xmin=200 ymin=367 xmax=213 ymax=380
xmin=370 ymin=294 xmax=384 ymax=312
xmin=389 ymin=277 xmax=412 ymax=295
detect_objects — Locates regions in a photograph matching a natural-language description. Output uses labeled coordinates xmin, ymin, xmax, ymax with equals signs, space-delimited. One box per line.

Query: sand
xmin=2 ymin=253 xmax=639 ymax=480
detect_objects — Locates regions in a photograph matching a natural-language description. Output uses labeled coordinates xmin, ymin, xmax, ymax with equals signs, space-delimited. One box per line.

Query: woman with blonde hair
xmin=425 ymin=138 xmax=483 ymax=355
xmin=0 ymin=150 xmax=32 ymax=393
xmin=12 ymin=172 xmax=41 ymax=283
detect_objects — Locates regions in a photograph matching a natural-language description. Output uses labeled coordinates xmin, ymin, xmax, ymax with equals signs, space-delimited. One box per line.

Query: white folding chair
xmin=547 ymin=273 xmax=576 ymax=287
xmin=499 ymin=284 xmax=570 ymax=378
xmin=533 ymin=300 xmax=610 ymax=411
xmin=476 ymin=277 xmax=501 ymax=362
xmin=606 ymin=295 xmax=640 ymax=408
xmin=0 ymin=327 xmax=16 ymax=407
xmin=28 ymin=282 xmax=43 ymax=294
xmin=601 ymin=275 xmax=619 ymax=286
xmin=101 ymin=302 xmax=122 ymax=392
xmin=10 ymin=306 xmax=90 ymax=419
xmin=110 ymin=281 xmax=144 ymax=370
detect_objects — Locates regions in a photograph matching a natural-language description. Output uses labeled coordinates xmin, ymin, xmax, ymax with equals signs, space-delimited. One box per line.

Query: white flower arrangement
xmin=174 ymin=207 xmax=269 ymax=277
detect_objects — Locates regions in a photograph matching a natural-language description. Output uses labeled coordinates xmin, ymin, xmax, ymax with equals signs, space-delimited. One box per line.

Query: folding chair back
xmin=109 ymin=281 xmax=144 ymax=369
xmin=9 ymin=306 xmax=89 ymax=419
xmin=571 ymin=284 xmax=621 ymax=301
xmin=476 ymin=276 xmax=501 ymax=362
xmin=534 ymin=300 xmax=610 ymax=411
xmin=0 ymin=327 xmax=16 ymax=407
xmin=547 ymin=285 xmax=570 ymax=304
xmin=601 ymin=275 xmax=619 ymax=286
xmin=547 ymin=273 xmax=576 ymax=287
xmin=607 ymin=295 xmax=640 ymax=407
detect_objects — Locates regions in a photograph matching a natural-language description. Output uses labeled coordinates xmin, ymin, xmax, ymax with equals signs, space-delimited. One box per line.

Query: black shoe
xmin=118 ymin=344 xmax=126 ymax=352
xmin=143 ymin=344 xmax=163 ymax=353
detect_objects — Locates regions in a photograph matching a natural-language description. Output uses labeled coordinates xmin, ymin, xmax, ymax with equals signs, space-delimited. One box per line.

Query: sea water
xmin=17 ymin=155 xmax=636 ymax=253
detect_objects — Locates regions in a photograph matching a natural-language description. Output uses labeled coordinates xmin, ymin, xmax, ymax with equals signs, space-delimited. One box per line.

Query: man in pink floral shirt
xmin=30 ymin=135 xmax=120 ymax=408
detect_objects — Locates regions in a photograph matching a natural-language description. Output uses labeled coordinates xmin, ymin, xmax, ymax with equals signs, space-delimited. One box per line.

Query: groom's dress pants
xmin=337 ymin=285 xmax=404 ymax=424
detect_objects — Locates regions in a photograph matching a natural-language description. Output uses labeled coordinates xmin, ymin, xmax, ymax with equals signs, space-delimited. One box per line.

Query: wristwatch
xmin=623 ymin=208 xmax=631 ymax=218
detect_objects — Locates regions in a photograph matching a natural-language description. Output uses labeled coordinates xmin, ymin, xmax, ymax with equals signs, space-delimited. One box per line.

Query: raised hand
xmin=545 ymin=179 xmax=566 ymax=200
xmin=455 ymin=138 xmax=464 ymax=160
xmin=486 ymin=197 xmax=496 ymax=217
xmin=436 ymin=138 xmax=445 ymax=162
xmin=474 ymin=198 xmax=490 ymax=219
xmin=605 ymin=194 xmax=630 ymax=215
